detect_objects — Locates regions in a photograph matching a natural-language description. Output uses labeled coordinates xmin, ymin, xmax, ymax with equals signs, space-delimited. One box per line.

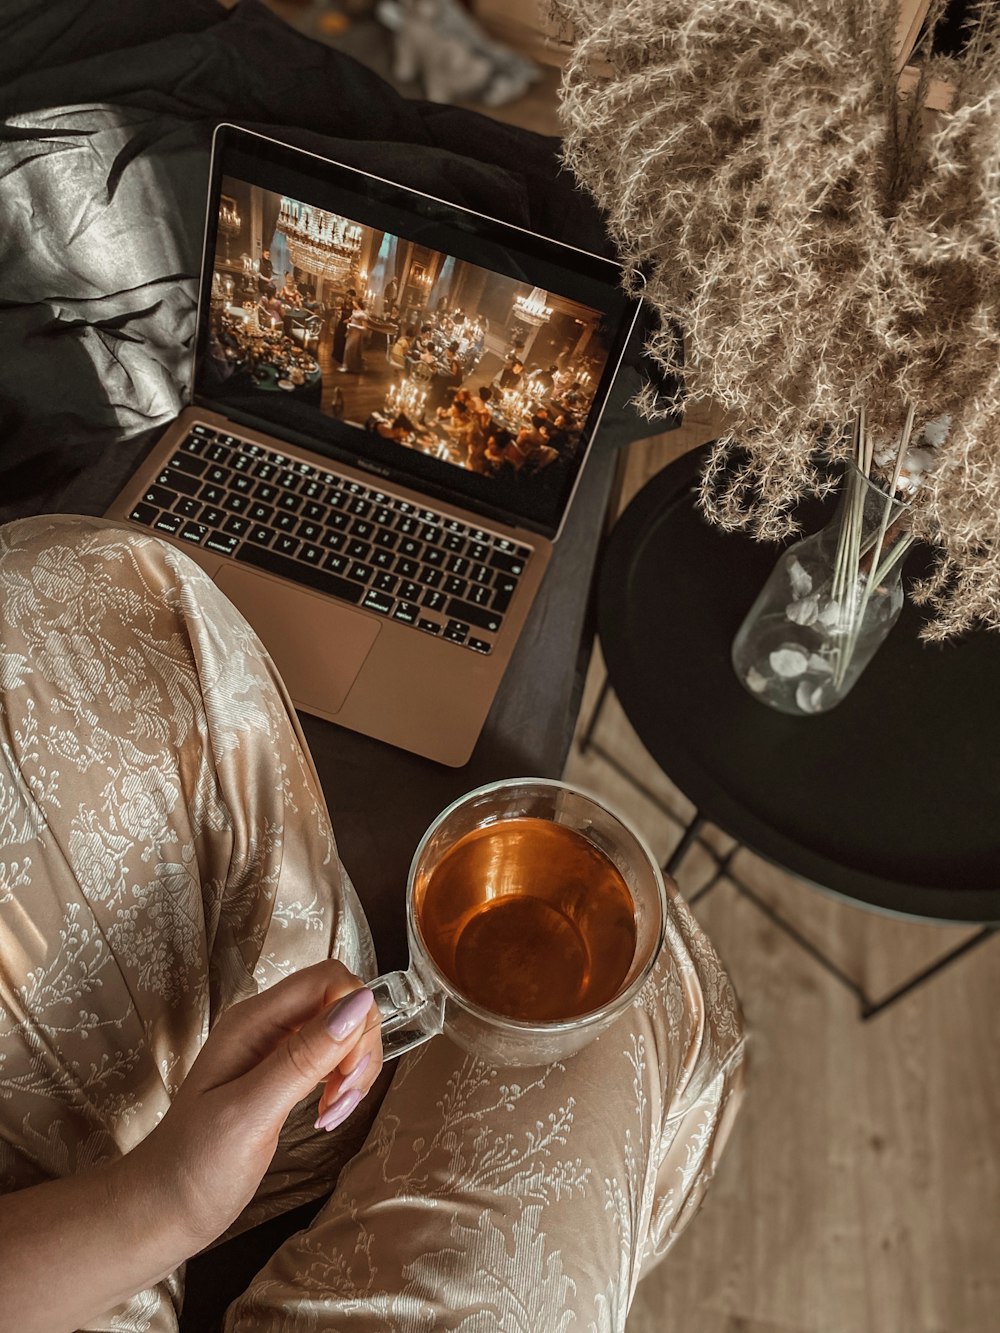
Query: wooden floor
xmin=260 ymin=7 xmax=1000 ymax=1329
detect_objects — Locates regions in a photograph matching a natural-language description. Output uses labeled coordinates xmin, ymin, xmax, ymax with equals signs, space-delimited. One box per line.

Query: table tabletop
xmin=598 ymin=445 xmax=1000 ymax=925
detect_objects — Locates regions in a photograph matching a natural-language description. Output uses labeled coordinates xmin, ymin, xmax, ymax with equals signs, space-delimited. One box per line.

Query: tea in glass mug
xmin=366 ymin=778 xmax=666 ymax=1067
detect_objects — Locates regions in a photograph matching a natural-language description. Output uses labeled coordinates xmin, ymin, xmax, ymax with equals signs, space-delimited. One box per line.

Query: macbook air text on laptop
xmin=106 ymin=124 xmax=642 ymax=765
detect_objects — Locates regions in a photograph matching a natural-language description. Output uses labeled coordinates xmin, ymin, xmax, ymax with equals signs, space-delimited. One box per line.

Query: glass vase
xmin=732 ymin=466 xmax=912 ymax=715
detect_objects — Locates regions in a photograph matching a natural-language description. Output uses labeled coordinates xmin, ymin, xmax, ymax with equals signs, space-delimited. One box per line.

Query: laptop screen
xmin=192 ymin=127 xmax=641 ymax=538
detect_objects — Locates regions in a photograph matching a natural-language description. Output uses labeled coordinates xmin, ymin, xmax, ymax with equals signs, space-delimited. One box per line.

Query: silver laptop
xmin=106 ymin=124 xmax=641 ymax=766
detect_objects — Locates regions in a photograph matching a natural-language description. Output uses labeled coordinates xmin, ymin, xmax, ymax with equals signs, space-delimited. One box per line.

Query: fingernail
xmin=314 ymin=1086 xmax=363 ymax=1132
xmin=325 ymin=988 xmax=374 ymax=1041
xmin=340 ymin=1050 xmax=371 ymax=1092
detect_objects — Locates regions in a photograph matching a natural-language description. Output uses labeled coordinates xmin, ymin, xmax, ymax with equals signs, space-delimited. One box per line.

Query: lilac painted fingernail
xmin=315 ymin=1086 xmax=363 ymax=1132
xmin=325 ymin=988 xmax=374 ymax=1040
xmin=340 ymin=1050 xmax=372 ymax=1092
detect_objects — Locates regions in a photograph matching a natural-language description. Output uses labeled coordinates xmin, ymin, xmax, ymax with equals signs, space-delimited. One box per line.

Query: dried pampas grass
xmin=549 ymin=0 xmax=1000 ymax=640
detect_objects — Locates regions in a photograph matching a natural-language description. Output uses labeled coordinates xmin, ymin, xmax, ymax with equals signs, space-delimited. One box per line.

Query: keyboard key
xmin=372 ymin=548 xmax=394 ymax=569
xmin=248 ymin=525 xmax=272 ymax=546
xmin=224 ymin=493 xmax=249 ymax=514
xmin=254 ymin=483 xmax=279 ymax=504
xmin=253 ymin=461 xmax=277 ymax=482
xmin=349 ymin=497 xmax=372 ymax=518
xmin=301 ymin=480 xmax=325 ymax=500
xmin=300 ymin=543 xmax=323 ymax=565
xmin=352 ymin=519 xmax=374 ymax=541
xmin=392 ymin=601 xmax=419 ymax=625
xmin=156 ymin=468 xmax=200 ymax=496
xmin=298 ymin=520 xmax=322 ymax=543
xmin=324 ymin=552 xmax=348 ymax=576
xmin=236 ymin=544 xmax=363 ymax=605
xmin=175 ymin=496 xmax=201 ymax=519
xmin=178 ymin=522 xmax=208 ymax=546
xmin=471 ymin=564 xmax=493 ymax=586
xmin=398 ymin=580 xmax=421 ymax=603
xmin=274 ymin=535 xmax=300 ymax=558
xmin=278 ymin=493 xmax=303 ymax=514
xmin=205 ymin=443 xmax=231 ymax=463
xmin=491 ymin=576 xmax=517 ymax=613
xmin=467 ymin=637 xmax=492 ymax=654
xmin=374 ymin=571 xmax=398 ymax=594
xmin=417 ymin=566 xmax=443 ymax=589
xmin=446 ymin=598 xmax=502 ymax=634
xmin=144 ymin=483 xmax=177 ymax=508
xmin=417 ymin=618 xmax=441 ymax=635
xmin=396 ymin=557 xmax=420 ymax=580
xmin=328 ymin=511 xmax=350 ymax=531
xmin=231 ymin=474 xmax=254 ymax=494
xmin=302 ymin=501 xmax=327 ymax=523
xmin=224 ymin=515 xmax=249 ymax=537
xmin=374 ymin=506 xmax=395 ymax=527
xmin=168 ymin=453 xmax=208 ymax=478
xmin=443 ymin=575 xmax=468 ymax=598
xmin=444 ymin=621 xmax=468 ymax=645
xmin=420 ymin=522 xmax=442 ymax=544
xmin=443 ymin=532 xmax=465 ymax=553
xmin=231 ymin=452 xmax=254 ymax=473
xmin=469 ymin=584 xmax=491 ymax=606
xmin=204 ymin=530 xmax=240 ymax=557
xmin=422 ymin=589 xmax=447 ymax=613
xmin=445 ymin=555 xmax=469 ymax=577
xmin=199 ymin=483 xmax=226 ymax=506
xmin=249 ymin=502 xmax=274 ymax=524
xmin=396 ymin=515 xmax=420 ymax=536
xmin=128 ymin=502 xmax=158 ymax=527
xmin=347 ymin=539 xmax=372 ymax=560
xmin=344 ymin=480 xmax=369 ymax=496
xmin=275 ymin=512 xmax=298 ymax=533
xmin=348 ymin=561 xmax=373 ymax=584
xmin=468 ymin=542 xmax=490 ymax=562
xmin=180 ymin=434 xmax=207 ymax=455
xmin=191 ymin=423 xmax=216 ymax=439
xmin=200 ymin=506 xmax=226 ymax=529
xmin=398 ymin=537 xmax=422 ymax=559
xmin=490 ymin=550 xmax=525 ymax=576
xmin=423 ymin=547 xmax=445 ymax=568
xmin=153 ymin=513 xmax=182 ymax=535
xmin=323 ymin=530 xmax=346 ymax=552
xmin=362 ymin=589 xmax=395 ymax=616
xmin=204 ymin=465 xmax=230 ymax=487
xmin=374 ymin=529 xmax=399 ymax=550
xmin=276 ymin=468 xmax=301 ymax=490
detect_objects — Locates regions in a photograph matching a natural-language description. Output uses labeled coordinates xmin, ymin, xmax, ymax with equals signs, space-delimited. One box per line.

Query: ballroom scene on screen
xmin=207 ymin=180 xmax=610 ymax=479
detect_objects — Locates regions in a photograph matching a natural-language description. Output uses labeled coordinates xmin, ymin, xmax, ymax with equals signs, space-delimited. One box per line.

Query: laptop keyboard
xmin=125 ymin=424 xmax=533 ymax=654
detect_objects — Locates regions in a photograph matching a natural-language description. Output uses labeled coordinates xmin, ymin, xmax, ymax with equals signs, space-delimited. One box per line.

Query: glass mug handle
xmin=365 ymin=970 xmax=446 ymax=1061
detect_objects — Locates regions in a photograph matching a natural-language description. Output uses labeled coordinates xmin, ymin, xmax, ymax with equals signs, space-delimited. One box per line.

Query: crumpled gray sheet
xmin=0 ymin=105 xmax=204 ymax=470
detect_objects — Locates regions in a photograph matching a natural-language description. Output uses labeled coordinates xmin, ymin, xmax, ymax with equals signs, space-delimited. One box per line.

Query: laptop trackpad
xmin=215 ymin=565 xmax=379 ymax=714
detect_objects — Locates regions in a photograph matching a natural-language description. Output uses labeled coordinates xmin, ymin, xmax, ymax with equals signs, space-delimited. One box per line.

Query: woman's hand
xmin=131 ymin=959 xmax=383 ymax=1249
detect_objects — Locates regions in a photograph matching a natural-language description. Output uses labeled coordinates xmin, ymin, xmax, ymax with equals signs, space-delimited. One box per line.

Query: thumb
xmin=239 ymin=986 xmax=377 ymax=1122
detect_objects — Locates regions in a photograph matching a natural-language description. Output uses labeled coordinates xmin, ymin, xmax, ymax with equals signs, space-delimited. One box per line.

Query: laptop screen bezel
xmin=190 ymin=124 xmax=642 ymax=541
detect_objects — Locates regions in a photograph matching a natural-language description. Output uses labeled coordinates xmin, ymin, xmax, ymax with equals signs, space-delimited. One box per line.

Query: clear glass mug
xmin=365 ymin=778 xmax=667 ymax=1068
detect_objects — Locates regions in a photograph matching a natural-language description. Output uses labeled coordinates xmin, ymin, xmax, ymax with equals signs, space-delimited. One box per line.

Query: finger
xmin=238 ymin=986 xmax=376 ymax=1122
xmin=316 ymin=1022 xmax=384 ymax=1119
xmin=187 ymin=960 xmax=362 ymax=1090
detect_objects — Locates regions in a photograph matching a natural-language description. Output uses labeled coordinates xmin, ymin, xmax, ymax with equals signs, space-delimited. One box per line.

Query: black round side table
xmin=589 ymin=445 xmax=999 ymax=1017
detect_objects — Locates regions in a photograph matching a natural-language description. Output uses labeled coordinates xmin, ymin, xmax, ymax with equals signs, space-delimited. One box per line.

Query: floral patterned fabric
xmin=0 ymin=515 xmax=745 ymax=1331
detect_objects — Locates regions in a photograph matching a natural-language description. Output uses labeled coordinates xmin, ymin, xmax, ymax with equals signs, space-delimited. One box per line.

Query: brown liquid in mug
xmin=416 ymin=818 xmax=637 ymax=1022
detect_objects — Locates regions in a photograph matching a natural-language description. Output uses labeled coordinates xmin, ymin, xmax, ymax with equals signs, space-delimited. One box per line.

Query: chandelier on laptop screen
xmin=276 ymin=199 xmax=363 ymax=282
xmin=512 ymin=286 xmax=553 ymax=327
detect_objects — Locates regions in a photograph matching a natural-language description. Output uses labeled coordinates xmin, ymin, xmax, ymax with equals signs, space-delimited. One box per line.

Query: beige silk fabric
xmin=0 ymin=515 xmax=745 ymax=1332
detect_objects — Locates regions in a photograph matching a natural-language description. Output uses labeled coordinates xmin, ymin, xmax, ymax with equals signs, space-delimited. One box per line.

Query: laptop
xmin=106 ymin=124 xmax=642 ymax=766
